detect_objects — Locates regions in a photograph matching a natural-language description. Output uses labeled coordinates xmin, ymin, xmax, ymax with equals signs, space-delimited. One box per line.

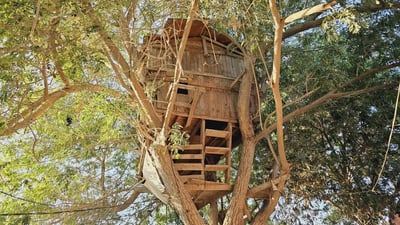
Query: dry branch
xmin=283 ymin=1 xmax=337 ymax=24
xmin=162 ymin=0 xmax=198 ymax=132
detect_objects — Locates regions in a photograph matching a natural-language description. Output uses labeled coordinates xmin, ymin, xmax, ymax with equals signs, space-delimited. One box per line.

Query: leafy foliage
xmin=0 ymin=0 xmax=399 ymax=224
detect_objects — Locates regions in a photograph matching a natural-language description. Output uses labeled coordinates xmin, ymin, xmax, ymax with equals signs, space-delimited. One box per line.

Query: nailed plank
xmin=205 ymin=146 xmax=230 ymax=155
xmin=185 ymin=182 xmax=232 ymax=191
xmin=176 ymin=154 xmax=203 ymax=160
xmin=175 ymin=102 xmax=192 ymax=108
xmin=180 ymin=175 xmax=204 ymax=183
xmin=183 ymin=144 xmax=203 ymax=150
xmin=205 ymin=129 xmax=230 ymax=139
xmin=205 ymin=165 xmax=229 ymax=171
xmin=174 ymin=163 xmax=203 ymax=171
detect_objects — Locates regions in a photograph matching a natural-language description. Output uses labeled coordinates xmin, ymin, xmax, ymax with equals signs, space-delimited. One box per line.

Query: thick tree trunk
xmin=223 ymin=56 xmax=256 ymax=225
xmin=210 ymin=201 xmax=219 ymax=225
xmin=143 ymin=136 xmax=205 ymax=225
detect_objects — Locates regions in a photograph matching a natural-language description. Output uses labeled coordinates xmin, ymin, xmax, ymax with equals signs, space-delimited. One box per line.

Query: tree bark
xmin=223 ymin=56 xmax=255 ymax=225
xmin=144 ymin=138 xmax=205 ymax=225
xmin=210 ymin=201 xmax=219 ymax=225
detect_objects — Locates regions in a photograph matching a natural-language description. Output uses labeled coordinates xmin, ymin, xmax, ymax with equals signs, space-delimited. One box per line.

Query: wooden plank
xmin=226 ymin=122 xmax=232 ymax=183
xmin=174 ymin=163 xmax=203 ymax=171
xmin=202 ymin=36 xmax=209 ymax=56
xmin=205 ymin=165 xmax=229 ymax=171
xmin=146 ymin=67 xmax=236 ymax=81
xmin=205 ymin=129 xmax=230 ymax=139
xmin=183 ymin=144 xmax=203 ymax=150
xmin=201 ymin=35 xmax=243 ymax=57
xmin=176 ymin=154 xmax=203 ymax=160
xmin=205 ymin=146 xmax=230 ymax=155
xmin=175 ymin=102 xmax=192 ymax=108
xmin=180 ymin=175 xmax=204 ymax=183
xmin=193 ymin=190 xmax=232 ymax=208
xmin=229 ymin=71 xmax=246 ymax=89
xmin=185 ymin=90 xmax=202 ymax=128
xmin=185 ymin=182 xmax=232 ymax=191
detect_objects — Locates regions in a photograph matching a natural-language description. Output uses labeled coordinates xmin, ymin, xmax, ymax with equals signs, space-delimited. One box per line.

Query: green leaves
xmin=322 ymin=7 xmax=369 ymax=42
xmin=168 ymin=123 xmax=189 ymax=157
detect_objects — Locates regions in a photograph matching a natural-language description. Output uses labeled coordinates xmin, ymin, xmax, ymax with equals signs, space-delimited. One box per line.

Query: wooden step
xmin=174 ymin=163 xmax=203 ymax=171
xmin=175 ymin=154 xmax=203 ymax=160
xmin=205 ymin=129 xmax=230 ymax=139
xmin=205 ymin=146 xmax=230 ymax=155
xmin=175 ymin=102 xmax=192 ymax=108
xmin=184 ymin=181 xmax=232 ymax=191
xmin=183 ymin=144 xmax=203 ymax=150
xmin=179 ymin=174 xmax=204 ymax=183
xmin=205 ymin=165 xmax=229 ymax=171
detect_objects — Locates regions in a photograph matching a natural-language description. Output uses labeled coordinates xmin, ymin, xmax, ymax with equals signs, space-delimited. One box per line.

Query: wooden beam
xmin=184 ymin=144 xmax=204 ymax=150
xmin=185 ymin=182 xmax=232 ymax=191
xmin=205 ymin=165 xmax=229 ymax=171
xmin=185 ymin=89 xmax=203 ymax=128
xmin=229 ymin=71 xmax=246 ymax=90
xmin=174 ymin=163 xmax=203 ymax=171
xmin=205 ymin=146 xmax=230 ymax=155
xmin=176 ymin=154 xmax=203 ymax=160
xmin=205 ymin=129 xmax=230 ymax=139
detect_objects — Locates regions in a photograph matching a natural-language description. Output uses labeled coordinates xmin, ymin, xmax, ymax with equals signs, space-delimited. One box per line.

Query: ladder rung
xmin=179 ymin=174 xmax=204 ymax=183
xmin=175 ymin=154 xmax=203 ymax=160
xmin=205 ymin=129 xmax=230 ymax=139
xmin=205 ymin=165 xmax=229 ymax=171
xmin=174 ymin=163 xmax=203 ymax=171
xmin=175 ymin=102 xmax=192 ymax=108
xmin=205 ymin=146 xmax=230 ymax=155
xmin=183 ymin=144 xmax=203 ymax=150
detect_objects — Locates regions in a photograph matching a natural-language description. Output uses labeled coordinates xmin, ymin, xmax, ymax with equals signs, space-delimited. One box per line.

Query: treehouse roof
xmin=150 ymin=18 xmax=244 ymax=53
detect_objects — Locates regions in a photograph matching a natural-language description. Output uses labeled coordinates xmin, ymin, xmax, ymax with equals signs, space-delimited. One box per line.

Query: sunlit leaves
xmin=322 ymin=7 xmax=369 ymax=41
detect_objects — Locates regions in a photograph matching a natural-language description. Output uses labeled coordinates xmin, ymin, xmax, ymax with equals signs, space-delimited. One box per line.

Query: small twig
xmin=40 ymin=56 xmax=49 ymax=97
xmin=28 ymin=126 xmax=40 ymax=162
xmin=30 ymin=0 xmax=41 ymax=45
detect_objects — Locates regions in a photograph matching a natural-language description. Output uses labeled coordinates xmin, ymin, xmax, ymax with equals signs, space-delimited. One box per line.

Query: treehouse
xmin=142 ymin=18 xmax=258 ymax=207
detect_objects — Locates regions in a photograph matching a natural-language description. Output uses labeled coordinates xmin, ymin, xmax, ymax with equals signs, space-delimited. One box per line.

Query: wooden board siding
xmin=146 ymin=38 xmax=244 ymax=79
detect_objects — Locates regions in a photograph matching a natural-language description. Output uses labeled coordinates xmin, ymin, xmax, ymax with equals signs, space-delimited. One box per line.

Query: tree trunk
xmin=223 ymin=55 xmax=256 ymax=225
xmin=210 ymin=201 xmax=219 ymax=225
xmin=143 ymin=135 xmax=205 ymax=225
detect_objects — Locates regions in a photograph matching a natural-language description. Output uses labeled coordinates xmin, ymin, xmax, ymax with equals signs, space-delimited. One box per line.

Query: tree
xmin=0 ymin=0 xmax=399 ymax=224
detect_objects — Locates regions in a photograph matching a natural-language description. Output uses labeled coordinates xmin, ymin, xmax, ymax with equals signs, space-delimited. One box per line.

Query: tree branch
xmin=1 ymin=85 xmax=123 ymax=137
xmin=162 ymin=0 xmax=198 ymax=132
xmin=48 ymin=28 xmax=70 ymax=86
xmin=283 ymin=2 xmax=400 ymax=40
xmin=339 ymin=61 xmax=400 ymax=90
xmin=247 ymin=174 xmax=289 ymax=199
xmin=86 ymin=5 xmax=161 ymax=128
xmin=250 ymin=1 xmax=290 ymax=223
xmin=283 ymin=1 xmax=337 ymax=24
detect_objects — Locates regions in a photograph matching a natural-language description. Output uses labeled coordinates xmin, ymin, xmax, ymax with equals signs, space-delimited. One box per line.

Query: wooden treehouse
xmin=142 ymin=19 xmax=258 ymax=207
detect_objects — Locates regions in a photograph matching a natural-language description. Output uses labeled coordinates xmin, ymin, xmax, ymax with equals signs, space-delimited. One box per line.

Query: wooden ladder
xmin=173 ymin=143 xmax=205 ymax=183
xmin=172 ymin=119 xmax=232 ymax=186
xmin=202 ymin=120 xmax=232 ymax=184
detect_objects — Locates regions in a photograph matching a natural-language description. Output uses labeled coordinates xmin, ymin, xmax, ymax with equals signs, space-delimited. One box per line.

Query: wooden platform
xmin=183 ymin=179 xmax=232 ymax=208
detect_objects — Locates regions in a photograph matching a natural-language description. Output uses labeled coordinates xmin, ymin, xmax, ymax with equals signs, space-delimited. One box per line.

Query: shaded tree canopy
xmin=0 ymin=0 xmax=399 ymax=224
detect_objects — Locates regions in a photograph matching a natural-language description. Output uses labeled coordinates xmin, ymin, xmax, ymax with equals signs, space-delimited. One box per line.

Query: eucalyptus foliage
xmin=0 ymin=0 xmax=399 ymax=224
